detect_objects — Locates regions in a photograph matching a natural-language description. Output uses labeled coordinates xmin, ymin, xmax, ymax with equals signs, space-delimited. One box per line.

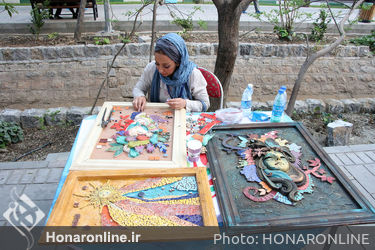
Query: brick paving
xmin=324 ymin=144 xmax=375 ymax=208
xmin=0 ymin=144 xmax=375 ymax=227
xmin=0 ymin=152 xmax=68 ymax=226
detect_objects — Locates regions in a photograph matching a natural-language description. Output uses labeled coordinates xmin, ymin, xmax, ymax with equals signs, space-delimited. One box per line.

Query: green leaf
xmin=106 ymin=146 xmax=120 ymax=152
xmin=121 ymin=38 xmax=131 ymax=44
xmin=0 ymin=113 xmax=23 ymax=148
xmin=4 ymin=133 xmax=11 ymax=141
xmin=114 ymin=149 xmax=123 ymax=158
xmin=103 ymin=38 xmax=110 ymax=44
xmin=106 ymin=143 xmax=123 ymax=153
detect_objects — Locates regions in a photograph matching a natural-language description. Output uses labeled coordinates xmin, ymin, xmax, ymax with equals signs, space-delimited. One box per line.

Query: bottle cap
xmin=278 ymin=89 xmax=284 ymax=94
xmin=280 ymin=86 xmax=287 ymax=91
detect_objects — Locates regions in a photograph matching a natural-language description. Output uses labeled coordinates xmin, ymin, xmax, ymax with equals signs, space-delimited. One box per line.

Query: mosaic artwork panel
xmin=55 ymin=175 xmax=203 ymax=226
xmin=220 ymin=130 xmax=336 ymax=206
xmin=90 ymin=106 xmax=175 ymax=161
xmin=206 ymin=124 xmax=372 ymax=229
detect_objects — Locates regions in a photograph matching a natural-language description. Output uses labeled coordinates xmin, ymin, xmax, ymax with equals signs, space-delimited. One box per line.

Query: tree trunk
xmin=104 ymin=0 xmax=113 ymax=33
xmin=74 ymin=0 xmax=87 ymax=42
xmin=211 ymin=0 xmax=250 ymax=111
xmin=149 ymin=0 xmax=158 ymax=62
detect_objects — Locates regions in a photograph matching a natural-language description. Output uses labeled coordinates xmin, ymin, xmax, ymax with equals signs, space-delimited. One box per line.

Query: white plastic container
xmin=215 ymin=108 xmax=243 ymax=125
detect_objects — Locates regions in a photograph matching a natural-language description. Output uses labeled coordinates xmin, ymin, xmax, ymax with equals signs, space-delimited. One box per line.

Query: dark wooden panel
xmin=207 ymin=122 xmax=375 ymax=233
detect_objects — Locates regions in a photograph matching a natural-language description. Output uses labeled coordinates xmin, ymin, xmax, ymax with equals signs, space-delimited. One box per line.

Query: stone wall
xmin=0 ymin=43 xmax=374 ymax=109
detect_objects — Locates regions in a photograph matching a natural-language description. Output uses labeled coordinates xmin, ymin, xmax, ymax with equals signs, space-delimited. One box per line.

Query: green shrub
xmin=0 ymin=121 xmax=24 ymax=148
xmin=350 ymin=30 xmax=375 ymax=54
xmin=47 ymin=32 xmax=59 ymax=40
xmin=251 ymin=0 xmax=313 ymax=41
xmin=29 ymin=1 xmax=50 ymax=40
xmin=321 ymin=112 xmax=334 ymax=125
xmin=94 ymin=37 xmax=111 ymax=45
xmin=274 ymin=25 xmax=295 ymax=41
xmin=310 ymin=9 xmax=330 ymax=42
xmin=170 ymin=6 xmax=206 ymax=36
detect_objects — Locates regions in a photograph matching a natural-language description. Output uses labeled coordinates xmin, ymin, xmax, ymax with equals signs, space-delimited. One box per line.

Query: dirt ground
xmin=0 ymin=125 xmax=79 ymax=162
xmin=0 ymin=112 xmax=374 ymax=162
xmin=0 ymin=31 xmax=361 ymax=47
xmin=292 ymin=112 xmax=375 ymax=146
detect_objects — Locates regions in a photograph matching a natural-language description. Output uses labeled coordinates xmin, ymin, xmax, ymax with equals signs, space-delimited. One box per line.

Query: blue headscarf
xmin=150 ymin=33 xmax=197 ymax=102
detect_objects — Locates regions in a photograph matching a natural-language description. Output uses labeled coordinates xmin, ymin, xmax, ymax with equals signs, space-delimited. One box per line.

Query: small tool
xmin=101 ymin=107 xmax=113 ymax=128
xmin=100 ymin=108 xmax=107 ymax=128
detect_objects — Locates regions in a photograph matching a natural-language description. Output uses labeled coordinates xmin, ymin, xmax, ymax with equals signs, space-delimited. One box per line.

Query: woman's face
xmin=263 ymin=151 xmax=290 ymax=172
xmin=155 ymin=52 xmax=178 ymax=77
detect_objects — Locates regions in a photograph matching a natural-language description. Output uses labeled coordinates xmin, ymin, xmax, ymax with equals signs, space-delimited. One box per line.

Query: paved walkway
xmin=0 ymin=152 xmax=68 ymax=226
xmin=0 ymin=4 xmax=373 ymax=34
xmin=324 ymin=144 xmax=375 ymax=208
xmin=0 ymin=4 xmax=362 ymax=23
xmin=1 ymin=144 xmax=375 ymax=226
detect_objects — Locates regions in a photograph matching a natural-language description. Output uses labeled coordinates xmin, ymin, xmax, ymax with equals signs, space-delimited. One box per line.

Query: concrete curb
xmin=0 ymin=106 xmax=100 ymax=127
xmin=227 ymin=97 xmax=375 ymax=114
xmin=1 ymin=20 xmax=374 ymax=35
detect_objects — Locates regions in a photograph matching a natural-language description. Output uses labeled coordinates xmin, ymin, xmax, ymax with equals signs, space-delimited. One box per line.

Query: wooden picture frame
xmin=206 ymin=122 xmax=375 ymax=233
xmin=46 ymin=168 xmax=218 ymax=228
xmin=72 ymin=102 xmax=186 ymax=170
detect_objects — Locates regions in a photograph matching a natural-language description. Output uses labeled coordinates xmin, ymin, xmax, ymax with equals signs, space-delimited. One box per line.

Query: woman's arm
xmin=132 ymin=62 xmax=156 ymax=111
xmin=186 ymin=68 xmax=210 ymax=112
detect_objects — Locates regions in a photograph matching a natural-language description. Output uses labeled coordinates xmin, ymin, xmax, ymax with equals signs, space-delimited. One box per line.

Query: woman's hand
xmin=166 ymin=98 xmax=186 ymax=110
xmin=133 ymin=96 xmax=147 ymax=112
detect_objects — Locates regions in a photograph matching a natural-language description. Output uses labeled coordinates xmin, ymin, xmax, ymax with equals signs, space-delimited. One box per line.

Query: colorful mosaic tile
xmin=96 ymin=106 xmax=174 ymax=159
xmin=221 ymin=131 xmax=336 ymax=206
xmin=74 ymin=176 xmax=202 ymax=226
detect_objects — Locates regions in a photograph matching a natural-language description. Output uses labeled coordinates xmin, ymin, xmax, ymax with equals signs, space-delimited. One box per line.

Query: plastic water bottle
xmin=280 ymin=85 xmax=287 ymax=95
xmin=271 ymin=88 xmax=287 ymax=122
xmin=280 ymin=85 xmax=287 ymax=111
xmin=241 ymin=84 xmax=253 ymax=120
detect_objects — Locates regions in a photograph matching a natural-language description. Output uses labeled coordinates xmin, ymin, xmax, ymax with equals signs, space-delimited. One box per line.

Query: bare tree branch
xmin=166 ymin=2 xmax=192 ymax=17
xmin=89 ymin=3 xmax=151 ymax=115
xmin=239 ymin=28 xmax=258 ymax=38
xmin=285 ymin=0 xmax=364 ymax=116
xmin=325 ymin=0 xmax=341 ymax=35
